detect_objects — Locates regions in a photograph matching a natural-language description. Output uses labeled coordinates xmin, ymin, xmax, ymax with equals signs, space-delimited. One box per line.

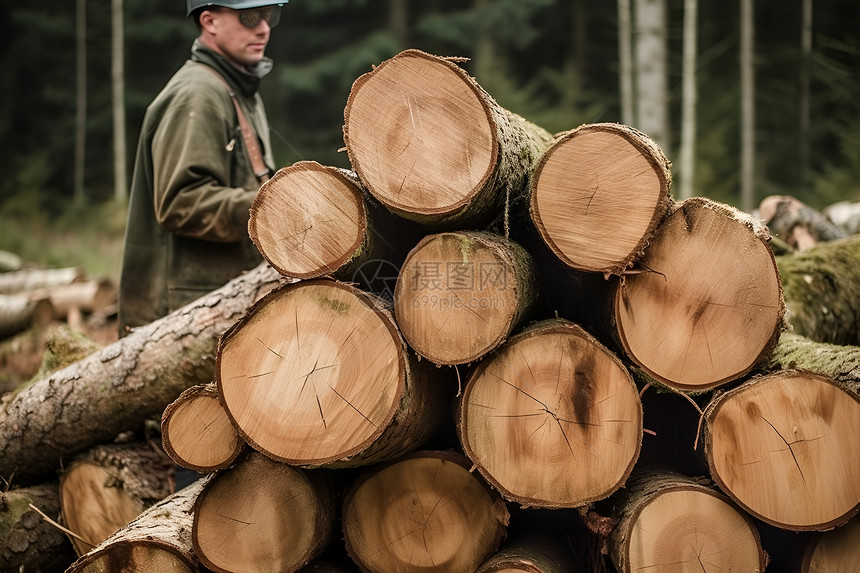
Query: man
xmin=118 ymin=0 xmax=285 ymax=336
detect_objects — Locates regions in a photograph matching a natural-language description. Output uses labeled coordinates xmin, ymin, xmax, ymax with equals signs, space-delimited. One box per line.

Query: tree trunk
xmin=607 ymin=471 xmax=767 ymax=573
xmin=343 ymin=49 xmax=552 ymax=229
xmin=634 ymin=0 xmax=669 ymax=152
xmin=529 ymin=122 xmax=672 ymax=274
xmin=459 ymin=319 xmax=642 ymax=508
xmin=613 ymin=197 xmax=785 ymax=391
xmin=249 ymin=161 xmax=421 ymax=296
xmin=393 ymin=231 xmax=538 ymax=365
xmin=216 ymin=278 xmax=454 ymax=468
xmin=161 ymin=383 xmax=244 ymax=473
xmin=740 ymin=0 xmax=755 ymax=212
xmin=1 ymin=483 xmax=76 ymax=572
xmin=112 ymin=0 xmax=127 ymax=202
xmin=59 ymin=442 xmax=175 ymax=556
xmin=0 ymin=266 xmax=83 ymax=294
xmin=74 ymin=0 xmax=87 ymax=204
xmin=66 ymin=476 xmax=212 ymax=573
xmin=0 ymin=262 xmax=284 ymax=484
xmin=704 ymin=370 xmax=860 ymax=531
xmin=193 ymin=451 xmax=335 ymax=573
xmin=801 ymin=517 xmax=860 ymax=572
xmin=776 ymin=235 xmax=860 ymax=346
xmin=678 ymin=0 xmax=697 ymax=199
xmin=342 ymin=450 xmax=509 ymax=573
xmin=617 ymin=0 xmax=634 ymax=126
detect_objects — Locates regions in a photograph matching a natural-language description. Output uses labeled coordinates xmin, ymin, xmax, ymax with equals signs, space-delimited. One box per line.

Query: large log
xmin=458 ymin=319 xmax=642 ymax=508
xmin=776 ymin=235 xmax=860 ymax=346
xmin=216 ymin=278 xmax=453 ymax=468
xmin=59 ymin=442 xmax=175 ymax=556
xmin=342 ymin=450 xmax=509 ymax=573
xmin=703 ymin=370 xmax=860 ymax=531
xmin=613 ymin=197 xmax=786 ymax=391
xmin=529 ymin=122 xmax=672 ymax=275
xmin=393 ymin=231 xmax=538 ymax=365
xmin=1 ymin=483 xmax=76 ymax=572
xmin=66 ymin=476 xmax=212 ymax=573
xmin=343 ymin=49 xmax=552 ymax=229
xmin=606 ymin=471 xmax=767 ymax=573
xmin=801 ymin=517 xmax=860 ymax=572
xmin=0 ymin=262 xmax=284 ymax=483
xmin=193 ymin=451 xmax=335 ymax=573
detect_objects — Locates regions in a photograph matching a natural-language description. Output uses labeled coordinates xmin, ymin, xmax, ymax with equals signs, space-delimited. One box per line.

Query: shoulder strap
xmin=197 ymin=63 xmax=271 ymax=184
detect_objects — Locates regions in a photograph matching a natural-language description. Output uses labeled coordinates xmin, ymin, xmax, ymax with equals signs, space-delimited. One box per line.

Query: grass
xmin=0 ymin=199 xmax=127 ymax=283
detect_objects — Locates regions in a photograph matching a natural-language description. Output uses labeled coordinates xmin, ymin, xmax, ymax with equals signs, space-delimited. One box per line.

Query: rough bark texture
xmin=60 ymin=442 xmax=175 ymax=555
xmin=776 ymin=235 xmax=860 ymax=346
xmin=66 ymin=476 xmax=212 ymax=573
xmin=344 ymin=49 xmax=552 ymax=229
xmin=607 ymin=471 xmax=767 ymax=573
xmin=769 ymin=332 xmax=860 ymax=394
xmin=704 ymin=370 xmax=860 ymax=530
xmin=1 ymin=483 xmax=76 ymax=572
xmin=529 ymin=122 xmax=672 ymax=275
xmin=0 ymin=262 xmax=285 ymax=483
xmin=393 ymin=231 xmax=538 ymax=365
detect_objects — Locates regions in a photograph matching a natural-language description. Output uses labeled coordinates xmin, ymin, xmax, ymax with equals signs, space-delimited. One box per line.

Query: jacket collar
xmin=190 ymin=38 xmax=273 ymax=99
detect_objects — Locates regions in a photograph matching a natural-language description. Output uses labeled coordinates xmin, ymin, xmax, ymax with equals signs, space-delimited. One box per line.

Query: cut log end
xmin=530 ymin=123 xmax=671 ymax=274
xmin=216 ymin=279 xmax=408 ymax=466
xmin=705 ymin=370 xmax=860 ymax=530
xmin=801 ymin=517 xmax=860 ymax=572
xmin=343 ymin=451 xmax=509 ymax=573
xmin=460 ymin=319 xmax=642 ymax=508
xmin=249 ymin=161 xmax=366 ymax=279
xmin=615 ymin=197 xmax=785 ymax=390
xmin=344 ymin=49 xmax=496 ymax=217
xmin=394 ymin=232 xmax=536 ymax=365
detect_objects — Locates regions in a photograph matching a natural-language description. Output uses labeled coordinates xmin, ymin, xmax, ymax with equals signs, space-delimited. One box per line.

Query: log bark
xmin=343 ymin=49 xmax=552 ymax=228
xmin=801 ymin=517 xmax=860 ymax=572
xmin=529 ymin=122 xmax=672 ymax=275
xmin=704 ymin=370 xmax=860 ymax=530
xmin=613 ymin=197 xmax=786 ymax=391
xmin=216 ymin=278 xmax=454 ymax=468
xmin=393 ymin=231 xmax=538 ymax=365
xmin=66 ymin=476 xmax=212 ymax=573
xmin=759 ymin=194 xmax=849 ymax=251
xmin=28 ymin=278 xmax=117 ymax=321
xmin=606 ymin=471 xmax=767 ymax=573
xmin=776 ymin=235 xmax=860 ymax=346
xmin=769 ymin=332 xmax=860 ymax=394
xmin=193 ymin=451 xmax=335 ymax=573
xmin=0 ymin=262 xmax=285 ymax=484
xmin=0 ymin=483 xmax=76 ymax=572
xmin=459 ymin=319 xmax=642 ymax=508
xmin=0 ymin=266 xmax=83 ymax=294
xmin=59 ymin=442 xmax=175 ymax=556
xmin=0 ymin=293 xmax=54 ymax=339
xmin=342 ymin=450 xmax=509 ymax=573
xmin=161 ymin=383 xmax=244 ymax=472
xmin=474 ymin=511 xmax=582 ymax=572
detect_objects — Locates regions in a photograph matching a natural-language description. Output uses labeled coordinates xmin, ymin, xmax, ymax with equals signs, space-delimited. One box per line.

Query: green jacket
xmin=118 ymin=40 xmax=274 ymax=335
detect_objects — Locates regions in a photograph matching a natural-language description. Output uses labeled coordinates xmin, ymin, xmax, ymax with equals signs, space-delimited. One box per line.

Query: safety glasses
xmin=237 ymin=5 xmax=281 ymax=29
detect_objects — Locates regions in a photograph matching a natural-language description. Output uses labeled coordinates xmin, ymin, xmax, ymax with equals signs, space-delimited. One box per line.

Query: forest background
xmin=0 ymin=0 xmax=858 ymax=285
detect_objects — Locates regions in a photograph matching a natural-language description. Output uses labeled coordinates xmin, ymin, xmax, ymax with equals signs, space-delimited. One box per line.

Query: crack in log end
xmin=759 ymin=415 xmax=807 ymax=483
xmin=256 ymin=337 xmax=283 ymax=358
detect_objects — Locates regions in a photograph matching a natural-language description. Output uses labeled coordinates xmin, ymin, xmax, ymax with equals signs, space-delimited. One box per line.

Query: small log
xmin=459 ymin=319 xmax=642 ymax=508
xmin=0 ymin=261 xmax=284 ymax=484
xmin=0 ymin=483 xmax=76 ymax=572
xmin=343 ymin=49 xmax=552 ymax=228
xmin=801 ymin=517 xmax=860 ymax=572
xmin=606 ymin=471 xmax=767 ymax=573
xmin=393 ymin=231 xmax=538 ymax=365
xmin=759 ymin=194 xmax=849 ymax=251
xmin=66 ymin=476 xmax=212 ymax=573
xmin=0 ymin=266 xmax=83 ymax=294
xmin=161 ymin=383 xmax=244 ymax=472
xmin=776 ymin=235 xmax=860 ymax=346
xmin=0 ymin=293 xmax=54 ymax=338
xmin=216 ymin=278 xmax=453 ymax=468
xmin=29 ymin=278 xmax=117 ymax=321
xmin=613 ymin=197 xmax=786 ymax=391
xmin=59 ymin=442 xmax=175 ymax=555
xmin=193 ymin=451 xmax=335 ymax=573
xmin=704 ymin=370 xmax=860 ymax=530
xmin=342 ymin=450 xmax=509 ymax=573
xmin=529 ymin=123 xmax=672 ymax=275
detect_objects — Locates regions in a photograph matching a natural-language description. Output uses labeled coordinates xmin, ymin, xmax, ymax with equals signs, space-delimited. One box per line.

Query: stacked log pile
xmin=1 ymin=49 xmax=859 ymax=572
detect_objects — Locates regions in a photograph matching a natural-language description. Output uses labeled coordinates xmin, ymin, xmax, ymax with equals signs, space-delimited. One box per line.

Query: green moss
xmin=0 ymin=493 xmax=33 ymax=534
xmin=316 ymin=294 xmax=351 ymax=315
xmin=454 ymin=234 xmax=476 ymax=263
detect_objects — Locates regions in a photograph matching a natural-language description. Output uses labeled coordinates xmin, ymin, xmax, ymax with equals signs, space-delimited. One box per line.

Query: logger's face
xmin=199 ymin=6 xmax=277 ymax=70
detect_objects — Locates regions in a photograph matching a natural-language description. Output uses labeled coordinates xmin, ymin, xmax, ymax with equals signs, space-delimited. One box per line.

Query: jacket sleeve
xmin=150 ymin=85 xmax=257 ymax=244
